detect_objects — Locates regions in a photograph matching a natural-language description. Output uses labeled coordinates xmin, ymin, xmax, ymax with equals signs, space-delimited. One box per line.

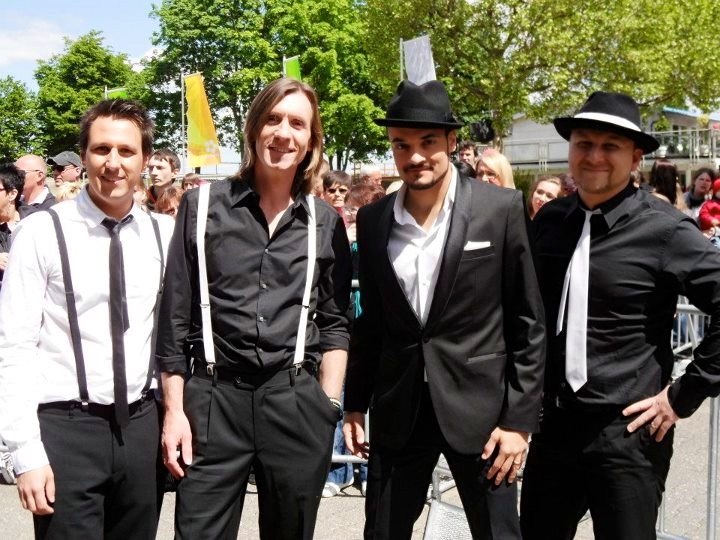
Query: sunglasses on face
xmin=326 ymin=187 xmax=348 ymax=195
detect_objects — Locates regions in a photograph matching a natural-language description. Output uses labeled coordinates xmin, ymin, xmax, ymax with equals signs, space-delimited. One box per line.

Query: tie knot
xmin=101 ymin=215 xmax=133 ymax=235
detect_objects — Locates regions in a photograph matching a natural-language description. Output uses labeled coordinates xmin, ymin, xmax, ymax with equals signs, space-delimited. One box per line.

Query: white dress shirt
xmin=0 ymin=187 xmax=174 ymax=473
xmin=388 ymin=167 xmax=457 ymax=325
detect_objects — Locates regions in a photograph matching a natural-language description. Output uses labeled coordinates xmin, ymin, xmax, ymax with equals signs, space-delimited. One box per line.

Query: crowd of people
xmin=0 ymin=77 xmax=719 ymax=540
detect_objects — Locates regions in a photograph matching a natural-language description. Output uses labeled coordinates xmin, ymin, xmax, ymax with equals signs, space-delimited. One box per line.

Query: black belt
xmin=543 ymin=394 xmax=625 ymax=414
xmin=38 ymin=392 xmax=155 ymax=420
xmin=192 ymin=360 xmax=318 ymax=388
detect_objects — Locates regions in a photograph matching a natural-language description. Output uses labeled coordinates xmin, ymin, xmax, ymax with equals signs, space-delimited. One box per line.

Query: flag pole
xmin=180 ymin=71 xmax=187 ymax=173
xmin=399 ymin=39 xmax=404 ymax=81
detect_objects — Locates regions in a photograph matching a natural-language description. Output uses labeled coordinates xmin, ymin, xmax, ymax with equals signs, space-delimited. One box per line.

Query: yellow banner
xmin=184 ymin=73 xmax=221 ymax=167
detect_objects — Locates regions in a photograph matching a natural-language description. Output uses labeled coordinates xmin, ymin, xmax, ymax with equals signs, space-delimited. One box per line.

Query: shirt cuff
xmin=156 ymin=354 xmax=188 ymax=375
xmin=319 ymin=332 xmax=350 ymax=353
xmin=12 ymin=439 xmax=49 ymax=475
xmin=667 ymin=377 xmax=703 ymax=418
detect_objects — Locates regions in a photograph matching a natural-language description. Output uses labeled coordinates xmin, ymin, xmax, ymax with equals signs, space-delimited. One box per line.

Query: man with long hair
xmin=157 ymin=78 xmax=352 ymax=539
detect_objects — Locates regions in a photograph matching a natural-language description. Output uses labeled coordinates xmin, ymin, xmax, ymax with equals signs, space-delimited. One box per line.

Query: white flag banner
xmin=402 ymin=35 xmax=436 ymax=84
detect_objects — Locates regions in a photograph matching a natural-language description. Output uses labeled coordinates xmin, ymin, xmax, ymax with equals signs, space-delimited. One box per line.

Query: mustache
xmin=403 ymin=164 xmax=431 ymax=174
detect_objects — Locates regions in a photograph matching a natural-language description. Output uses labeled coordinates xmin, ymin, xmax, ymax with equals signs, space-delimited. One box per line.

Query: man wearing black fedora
xmin=343 ymin=79 xmax=546 ymax=539
xmin=521 ymin=91 xmax=720 ymax=539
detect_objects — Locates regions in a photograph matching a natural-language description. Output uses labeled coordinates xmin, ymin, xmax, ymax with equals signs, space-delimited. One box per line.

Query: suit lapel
xmin=376 ymin=194 xmax=423 ymax=329
xmin=424 ymin=175 xmax=471 ymax=333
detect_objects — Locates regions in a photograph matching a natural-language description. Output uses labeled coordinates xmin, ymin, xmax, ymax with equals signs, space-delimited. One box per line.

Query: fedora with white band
xmin=553 ymin=91 xmax=659 ymax=154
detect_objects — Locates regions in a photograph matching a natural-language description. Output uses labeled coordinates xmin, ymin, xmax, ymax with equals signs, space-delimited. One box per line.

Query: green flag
xmin=105 ymin=87 xmax=129 ymax=99
xmin=283 ymin=56 xmax=302 ymax=81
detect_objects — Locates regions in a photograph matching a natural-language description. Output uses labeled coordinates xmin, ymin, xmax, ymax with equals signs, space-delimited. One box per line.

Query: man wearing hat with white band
xmin=343 ymin=80 xmax=545 ymax=539
xmin=521 ymin=91 xmax=720 ymax=539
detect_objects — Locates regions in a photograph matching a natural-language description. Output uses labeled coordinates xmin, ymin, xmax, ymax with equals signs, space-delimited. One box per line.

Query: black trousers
xmin=175 ymin=366 xmax=337 ymax=540
xmin=364 ymin=387 xmax=521 ymax=540
xmin=520 ymin=403 xmax=674 ymax=540
xmin=34 ymin=397 xmax=161 ymax=540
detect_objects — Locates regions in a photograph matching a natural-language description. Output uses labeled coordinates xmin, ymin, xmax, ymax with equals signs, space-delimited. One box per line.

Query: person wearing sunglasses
xmin=322 ymin=170 xmax=352 ymax=218
xmin=48 ymin=151 xmax=83 ymax=187
xmin=14 ymin=154 xmax=57 ymax=210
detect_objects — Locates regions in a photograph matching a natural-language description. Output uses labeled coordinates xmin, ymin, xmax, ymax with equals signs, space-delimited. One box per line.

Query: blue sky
xmin=1 ymin=0 xmax=157 ymax=90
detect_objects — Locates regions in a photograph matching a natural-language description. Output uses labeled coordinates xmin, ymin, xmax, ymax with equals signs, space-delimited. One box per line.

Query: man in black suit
xmin=343 ymin=80 xmax=546 ymax=539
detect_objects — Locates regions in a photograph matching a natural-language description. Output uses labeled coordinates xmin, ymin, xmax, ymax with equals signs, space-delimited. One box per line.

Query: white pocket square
xmin=464 ymin=241 xmax=491 ymax=250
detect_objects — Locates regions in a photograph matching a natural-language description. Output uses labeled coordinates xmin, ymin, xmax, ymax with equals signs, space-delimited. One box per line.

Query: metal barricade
xmin=658 ymin=302 xmax=716 ymax=540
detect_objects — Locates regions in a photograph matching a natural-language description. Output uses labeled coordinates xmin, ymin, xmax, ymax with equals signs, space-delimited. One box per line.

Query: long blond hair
xmin=235 ymin=78 xmax=324 ymax=196
xmin=477 ymin=148 xmax=515 ymax=189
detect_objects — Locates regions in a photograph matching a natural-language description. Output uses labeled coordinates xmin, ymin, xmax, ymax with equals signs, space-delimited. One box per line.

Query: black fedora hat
xmin=374 ymin=80 xmax=463 ymax=129
xmin=553 ymin=91 xmax=659 ymax=154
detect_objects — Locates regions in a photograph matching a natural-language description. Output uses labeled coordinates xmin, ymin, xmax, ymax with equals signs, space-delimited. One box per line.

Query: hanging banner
xmin=402 ymin=35 xmax=436 ymax=85
xmin=105 ymin=87 xmax=128 ymax=99
xmin=184 ymin=72 xmax=222 ymax=167
xmin=283 ymin=55 xmax=302 ymax=81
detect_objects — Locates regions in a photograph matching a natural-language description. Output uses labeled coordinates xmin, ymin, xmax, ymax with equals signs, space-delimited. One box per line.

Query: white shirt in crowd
xmin=25 ymin=186 xmax=52 ymax=206
xmin=0 ymin=187 xmax=174 ymax=474
xmin=388 ymin=166 xmax=457 ymax=326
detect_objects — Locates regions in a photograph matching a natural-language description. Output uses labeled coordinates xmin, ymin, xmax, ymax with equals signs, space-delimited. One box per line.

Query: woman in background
xmin=475 ymin=148 xmax=515 ymax=188
xmin=527 ymin=176 xmax=562 ymax=219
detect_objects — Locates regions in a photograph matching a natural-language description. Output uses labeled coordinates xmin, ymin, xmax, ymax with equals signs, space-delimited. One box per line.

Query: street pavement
xmin=0 ymin=399 xmax=716 ymax=539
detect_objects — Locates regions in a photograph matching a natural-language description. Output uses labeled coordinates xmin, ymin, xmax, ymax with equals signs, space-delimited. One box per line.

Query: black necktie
xmin=101 ymin=216 xmax=134 ymax=428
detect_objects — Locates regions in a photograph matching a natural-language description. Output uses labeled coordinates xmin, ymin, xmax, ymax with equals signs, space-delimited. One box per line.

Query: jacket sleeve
xmin=498 ymin=191 xmax=547 ymax=433
xmin=698 ymin=200 xmax=716 ymax=231
xmin=344 ymin=205 xmax=383 ymax=413
xmin=665 ymin=217 xmax=720 ymax=417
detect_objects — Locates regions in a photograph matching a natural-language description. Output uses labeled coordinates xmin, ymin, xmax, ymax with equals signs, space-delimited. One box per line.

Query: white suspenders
xmin=196 ymin=183 xmax=317 ymax=376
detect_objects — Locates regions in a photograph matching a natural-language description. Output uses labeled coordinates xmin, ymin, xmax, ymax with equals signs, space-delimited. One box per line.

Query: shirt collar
xmin=229 ymin=177 xmax=311 ymax=217
xmin=26 ymin=187 xmax=50 ymax=206
xmin=76 ymin=185 xmax=147 ymax=229
xmin=392 ymin=165 xmax=457 ymax=226
xmin=564 ymin=180 xmax=638 ymax=230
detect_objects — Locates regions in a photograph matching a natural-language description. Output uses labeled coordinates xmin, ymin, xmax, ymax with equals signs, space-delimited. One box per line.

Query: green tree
xmin=35 ymin=32 xmax=138 ymax=155
xmin=0 ymin=77 xmax=43 ymax=161
xmin=365 ymin=0 xmax=720 ymax=142
xmin=149 ymin=0 xmax=388 ymax=167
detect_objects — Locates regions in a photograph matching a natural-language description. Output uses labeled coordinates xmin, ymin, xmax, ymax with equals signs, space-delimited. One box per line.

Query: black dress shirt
xmin=155 ymin=178 xmax=352 ymax=374
xmin=533 ymin=181 xmax=720 ymax=417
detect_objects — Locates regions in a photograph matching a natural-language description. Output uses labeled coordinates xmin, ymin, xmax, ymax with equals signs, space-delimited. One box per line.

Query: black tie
xmin=101 ymin=216 xmax=134 ymax=428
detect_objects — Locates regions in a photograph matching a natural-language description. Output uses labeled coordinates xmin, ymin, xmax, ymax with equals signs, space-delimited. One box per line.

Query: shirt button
xmin=264 ymin=248 xmax=269 ymax=254
xmin=258 ymin=315 xmax=265 ymax=322
xmin=260 ymin=281 xmax=268 ymax=290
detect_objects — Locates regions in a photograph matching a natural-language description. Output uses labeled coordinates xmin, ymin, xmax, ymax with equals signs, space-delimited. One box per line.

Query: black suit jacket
xmin=345 ymin=174 xmax=546 ymax=454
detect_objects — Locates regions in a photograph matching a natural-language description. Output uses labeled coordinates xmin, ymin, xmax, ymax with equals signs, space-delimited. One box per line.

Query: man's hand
xmin=343 ymin=412 xmax=369 ymax=459
xmin=482 ymin=427 xmax=529 ymax=485
xmin=17 ymin=465 xmax=55 ymax=515
xmin=0 ymin=252 xmax=9 ymax=271
xmin=623 ymin=386 xmax=679 ymax=442
xmin=162 ymin=408 xmax=193 ymax=479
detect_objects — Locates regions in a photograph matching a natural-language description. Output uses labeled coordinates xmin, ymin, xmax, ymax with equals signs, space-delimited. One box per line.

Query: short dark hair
xmin=650 ymin=159 xmax=679 ymax=205
xmin=151 ymin=148 xmax=181 ymax=172
xmin=458 ymin=140 xmax=477 ymax=156
xmin=322 ymin=170 xmax=351 ymax=190
xmin=453 ymin=160 xmax=475 ymax=179
xmin=0 ymin=163 xmax=26 ymax=209
xmin=79 ymin=99 xmax=154 ymax=158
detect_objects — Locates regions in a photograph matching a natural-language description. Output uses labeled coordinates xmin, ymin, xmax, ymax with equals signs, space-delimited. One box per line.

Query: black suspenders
xmin=47 ymin=209 xmax=164 ymax=408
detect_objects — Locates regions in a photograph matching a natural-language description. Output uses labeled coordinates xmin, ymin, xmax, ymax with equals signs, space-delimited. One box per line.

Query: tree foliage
xmin=364 ymin=0 xmax=720 ymax=141
xmin=149 ymin=0 xmax=388 ymax=168
xmin=35 ymin=32 xmax=138 ymax=155
xmin=0 ymin=77 xmax=42 ymax=161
